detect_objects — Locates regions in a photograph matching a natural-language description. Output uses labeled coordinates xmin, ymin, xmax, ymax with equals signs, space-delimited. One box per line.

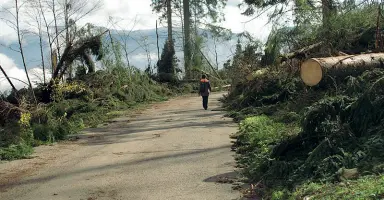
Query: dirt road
xmin=0 ymin=93 xmax=241 ymax=200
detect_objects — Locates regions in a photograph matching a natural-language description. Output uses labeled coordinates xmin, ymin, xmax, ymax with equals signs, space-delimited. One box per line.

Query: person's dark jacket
xmin=200 ymin=78 xmax=211 ymax=96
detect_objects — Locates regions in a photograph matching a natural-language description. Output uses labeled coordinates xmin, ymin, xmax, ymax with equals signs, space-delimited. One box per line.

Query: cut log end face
xmin=301 ymin=59 xmax=323 ymax=86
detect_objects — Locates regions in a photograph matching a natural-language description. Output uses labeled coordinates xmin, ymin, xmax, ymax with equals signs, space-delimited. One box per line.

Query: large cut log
xmin=301 ymin=53 xmax=384 ymax=86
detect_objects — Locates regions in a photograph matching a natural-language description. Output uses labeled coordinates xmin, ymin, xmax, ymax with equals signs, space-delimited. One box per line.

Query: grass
xmin=0 ymin=143 xmax=34 ymax=160
xmin=291 ymin=175 xmax=384 ymax=200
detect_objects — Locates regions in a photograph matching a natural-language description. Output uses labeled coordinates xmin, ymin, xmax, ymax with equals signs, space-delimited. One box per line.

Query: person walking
xmin=199 ymin=74 xmax=211 ymax=110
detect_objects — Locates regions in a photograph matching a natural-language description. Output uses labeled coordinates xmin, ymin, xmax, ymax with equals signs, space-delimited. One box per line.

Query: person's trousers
xmin=202 ymin=96 xmax=209 ymax=110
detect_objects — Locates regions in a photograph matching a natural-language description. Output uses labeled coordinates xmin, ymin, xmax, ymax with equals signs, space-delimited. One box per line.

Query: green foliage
xmin=0 ymin=142 xmax=33 ymax=160
xmin=225 ymin=62 xmax=384 ymax=198
xmin=223 ymin=38 xmax=264 ymax=86
xmin=152 ymin=0 xmax=226 ymax=23
xmin=157 ymin=40 xmax=178 ymax=83
xmin=223 ymin=0 xmax=384 ymax=199
xmin=224 ymin=69 xmax=303 ymax=110
xmin=325 ymin=4 xmax=379 ymax=53
xmin=234 ymin=116 xmax=300 ymax=182
xmin=1 ymin=51 xmax=189 ymax=161
xmin=292 ymin=175 xmax=384 ymax=199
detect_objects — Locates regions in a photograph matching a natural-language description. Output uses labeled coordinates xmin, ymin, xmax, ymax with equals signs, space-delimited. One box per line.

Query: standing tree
xmin=157 ymin=40 xmax=178 ymax=82
xmin=151 ymin=0 xmax=227 ymax=79
xmin=183 ymin=0 xmax=192 ymax=79
xmin=152 ymin=0 xmax=177 ymax=79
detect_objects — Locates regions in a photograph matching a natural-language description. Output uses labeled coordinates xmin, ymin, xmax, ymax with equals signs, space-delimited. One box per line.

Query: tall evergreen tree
xmin=157 ymin=40 xmax=178 ymax=82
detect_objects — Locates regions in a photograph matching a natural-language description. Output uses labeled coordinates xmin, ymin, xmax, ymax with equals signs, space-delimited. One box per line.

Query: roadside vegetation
xmin=0 ymin=0 xmax=230 ymax=161
xmin=221 ymin=1 xmax=384 ymax=199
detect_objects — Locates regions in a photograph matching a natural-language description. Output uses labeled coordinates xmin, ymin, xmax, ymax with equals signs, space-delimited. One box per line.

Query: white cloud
xmin=0 ymin=53 xmax=50 ymax=92
xmin=77 ymin=0 xmax=159 ymax=31
xmin=0 ymin=0 xmax=276 ymax=44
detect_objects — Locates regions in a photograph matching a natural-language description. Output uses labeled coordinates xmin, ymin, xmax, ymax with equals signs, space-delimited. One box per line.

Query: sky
xmin=0 ymin=0 xmax=277 ymax=92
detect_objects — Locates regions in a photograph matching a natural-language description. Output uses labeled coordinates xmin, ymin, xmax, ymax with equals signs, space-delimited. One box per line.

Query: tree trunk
xmin=301 ymin=53 xmax=384 ymax=86
xmin=156 ymin=20 xmax=160 ymax=61
xmin=39 ymin=0 xmax=54 ymax=77
xmin=64 ymin=0 xmax=72 ymax=79
xmin=214 ymin=38 xmax=219 ymax=70
xmin=0 ymin=65 xmax=17 ymax=92
xmin=52 ymin=0 xmax=61 ymax=61
xmin=183 ymin=0 xmax=192 ymax=79
xmin=167 ymin=0 xmax=173 ymax=44
xmin=64 ymin=0 xmax=70 ymax=45
xmin=37 ymin=18 xmax=46 ymax=84
xmin=178 ymin=0 xmax=185 ymax=51
xmin=15 ymin=0 xmax=36 ymax=103
xmin=322 ymin=0 xmax=333 ymax=25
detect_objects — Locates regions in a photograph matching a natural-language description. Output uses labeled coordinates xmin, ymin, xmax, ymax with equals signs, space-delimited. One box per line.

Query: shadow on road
xmin=1 ymin=144 xmax=232 ymax=192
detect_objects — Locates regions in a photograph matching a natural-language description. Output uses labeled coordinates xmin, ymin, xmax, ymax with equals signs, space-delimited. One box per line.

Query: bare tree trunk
xmin=39 ymin=0 xmax=54 ymax=77
xmin=156 ymin=20 xmax=160 ymax=61
xmin=108 ymin=30 xmax=116 ymax=60
xmin=213 ymin=38 xmax=219 ymax=70
xmin=177 ymin=0 xmax=185 ymax=49
xmin=167 ymin=0 xmax=173 ymax=44
xmin=15 ymin=0 xmax=36 ymax=102
xmin=192 ymin=0 xmax=198 ymax=78
xmin=0 ymin=65 xmax=17 ymax=92
xmin=64 ymin=0 xmax=72 ymax=79
xmin=52 ymin=0 xmax=61 ymax=61
xmin=64 ymin=0 xmax=70 ymax=45
xmin=122 ymin=43 xmax=130 ymax=67
xmin=183 ymin=0 xmax=192 ymax=78
xmin=142 ymin=37 xmax=152 ymax=71
xmin=36 ymin=15 xmax=46 ymax=84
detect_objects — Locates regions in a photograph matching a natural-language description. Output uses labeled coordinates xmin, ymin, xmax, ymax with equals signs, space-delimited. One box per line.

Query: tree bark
xmin=167 ymin=0 xmax=173 ymax=44
xmin=183 ymin=0 xmax=192 ymax=79
xmin=301 ymin=53 xmax=384 ymax=86
xmin=156 ymin=20 xmax=160 ymax=61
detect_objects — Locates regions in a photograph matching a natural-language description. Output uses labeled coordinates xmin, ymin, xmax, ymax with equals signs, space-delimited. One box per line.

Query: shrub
xmin=234 ymin=116 xmax=300 ymax=183
xmin=0 ymin=142 xmax=33 ymax=160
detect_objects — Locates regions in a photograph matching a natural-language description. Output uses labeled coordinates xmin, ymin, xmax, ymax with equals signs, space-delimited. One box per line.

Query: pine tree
xmin=157 ymin=40 xmax=178 ymax=83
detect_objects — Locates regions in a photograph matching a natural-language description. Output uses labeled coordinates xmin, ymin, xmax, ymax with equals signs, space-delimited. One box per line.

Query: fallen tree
xmin=0 ymin=101 xmax=25 ymax=125
xmin=300 ymin=53 xmax=384 ymax=86
xmin=279 ymin=42 xmax=324 ymax=63
xmin=51 ymin=32 xmax=105 ymax=83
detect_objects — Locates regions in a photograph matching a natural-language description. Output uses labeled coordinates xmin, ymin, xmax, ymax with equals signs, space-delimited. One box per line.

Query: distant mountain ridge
xmin=0 ymin=27 xmax=238 ymax=72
